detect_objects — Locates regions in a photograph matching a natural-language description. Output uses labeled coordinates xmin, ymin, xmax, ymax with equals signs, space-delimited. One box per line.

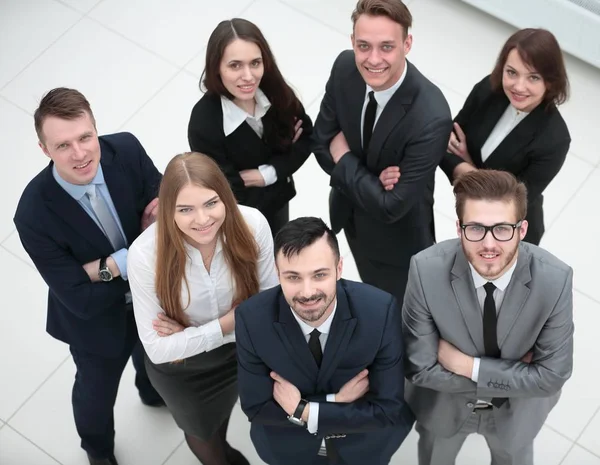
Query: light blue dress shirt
xmin=52 ymin=164 xmax=129 ymax=280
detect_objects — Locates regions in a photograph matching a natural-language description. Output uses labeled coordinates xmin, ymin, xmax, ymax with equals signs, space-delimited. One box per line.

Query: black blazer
xmin=188 ymin=92 xmax=313 ymax=218
xmin=440 ymin=76 xmax=571 ymax=244
xmin=312 ymin=51 xmax=452 ymax=265
xmin=236 ymin=279 xmax=415 ymax=465
xmin=14 ymin=133 xmax=162 ymax=357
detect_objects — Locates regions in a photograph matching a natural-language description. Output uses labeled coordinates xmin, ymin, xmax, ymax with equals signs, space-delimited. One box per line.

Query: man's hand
xmin=153 ymin=312 xmax=185 ymax=337
xmin=336 ymin=369 xmax=370 ymax=403
xmin=141 ymin=198 xmax=159 ymax=231
xmin=330 ymin=131 xmax=350 ymax=164
xmin=82 ymin=257 xmax=120 ymax=282
xmin=240 ymin=169 xmax=266 ymax=187
xmin=437 ymin=339 xmax=474 ymax=379
xmin=271 ymin=372 xmax=302 ymax=416
xmin=379 ymin=166 xmax=400 ymax=191
xmin=521 ymin=351 xmax=533 ymax=363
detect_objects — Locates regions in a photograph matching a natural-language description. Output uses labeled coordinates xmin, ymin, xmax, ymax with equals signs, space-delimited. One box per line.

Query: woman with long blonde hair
xmin=128 ymin=152 xmax=278 ymax=465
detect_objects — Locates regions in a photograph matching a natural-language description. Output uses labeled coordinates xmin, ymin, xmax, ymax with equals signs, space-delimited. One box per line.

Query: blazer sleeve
xmin=317 ymin=296 xmax=412 ymax=434
xmin=188 ymin=103 xmax=245 ymax=198
xmin=267 ymin=112 xmax=313 ymax=180
xmin=477 ymin=268 xmax=574 ymax=398
xmin=330 ymin=113 xmax=452 ymax=224
xmin=14 ymin=217 xmax=130 ymax=320
xmin=402 ymin=256 xmax=478 ymax=394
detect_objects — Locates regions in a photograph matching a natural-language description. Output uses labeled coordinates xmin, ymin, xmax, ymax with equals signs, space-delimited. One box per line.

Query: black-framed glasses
xmin=460 ymin=221 xmax=523 ymax=242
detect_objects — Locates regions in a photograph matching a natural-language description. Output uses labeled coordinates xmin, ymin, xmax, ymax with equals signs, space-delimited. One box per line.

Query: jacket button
xmin=466 ymin=402 xmax=474 ymax=408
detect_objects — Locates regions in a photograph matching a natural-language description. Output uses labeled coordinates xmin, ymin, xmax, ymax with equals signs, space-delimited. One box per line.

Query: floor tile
xmin=58 ymin=0 xmax=104 ymax=14
xmin=577 ymin=408 xmax=600 ymax=458
xmin=1 ymin=230 xmax=35 ymax=269
xmin=0 ymin=17 xmax=178 ymax=135
xmin=562 ymin=444 xmax=600 ymax=465
xmin=541 ymin=167 xmax=600 ymax=300
xmin=88 ymin=0 xmax=253 ymax=67
xmin=0 ymin=0 xmax=81 ymax=90
xmin=9 ymin=358 xmax=183 ymax=465
xmin=0 ymin=99 xmax=49 ymax=243
xmin=123 ymin=71 xmax=200 ymax=172
xmin=280 ymin=0 xmax=361 ymax=36
xmin=546 ymin=291 xmax=600 ymax=440
xmin=0 ymin=425 xmax=61 ymax=465
xmin=0 ymin=248 xmax=68 ymax=420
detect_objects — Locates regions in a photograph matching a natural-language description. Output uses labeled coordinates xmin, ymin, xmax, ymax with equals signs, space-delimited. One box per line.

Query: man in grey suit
xmin=403 ymin=170 xmax=573 ymax=465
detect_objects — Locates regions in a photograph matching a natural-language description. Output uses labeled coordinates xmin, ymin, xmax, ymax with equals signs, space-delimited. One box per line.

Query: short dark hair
xmin=34 ymin=87 xmax=96 ymax=143
xmin=351 ymin=0 xmax=412 ymax=38
xmin=454 ymin=170 xmax=528 ymax=222
xmin=274 ymin=217 xmax=340 ymax=262
xmin=490 ymin=28 xmax=569 ymax=109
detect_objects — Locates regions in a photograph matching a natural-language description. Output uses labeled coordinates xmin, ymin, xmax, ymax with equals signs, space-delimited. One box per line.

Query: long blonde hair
xmin=155 ymin=153 xmax=259 ymax=326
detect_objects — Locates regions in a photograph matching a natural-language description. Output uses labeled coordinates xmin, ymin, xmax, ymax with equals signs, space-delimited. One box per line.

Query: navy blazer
xmin=236 ymin=279 xmax=415 ymax=465
xmin=14 ymin=133 xmax=162 ymax=357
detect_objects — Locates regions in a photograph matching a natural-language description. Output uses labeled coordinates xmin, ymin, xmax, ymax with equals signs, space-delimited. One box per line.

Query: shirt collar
xmin=52 ymin=163 xmax=105 ymax=201
xmin=221 ymin=88 xmax=271 ymax=136
xmin=508 ymin=104 xmax=529 ymax=121
xmin=290 ymin=299 xmax=338 ymax=337
xmin=469 ymin=258 xmax=518 ymax=292
xmin=365 ymin=59 xmax=408 ymax=108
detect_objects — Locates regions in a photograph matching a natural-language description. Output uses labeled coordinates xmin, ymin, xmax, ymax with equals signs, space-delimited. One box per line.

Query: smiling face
xmin=351 ymin=14 xmax=412 ymax=91
xmin=173 ymin=184 xmax=226 ymax=249
xmin=219 ymin=38 xmax=264 ymax=105
xmin=277 ymin=236 xmax=343 ymax=327
xmin=502 ymin=48 xmax=547 ymax=112
xmin=39 ymin=112 xmax=100 ymax=185
xmin=457 ymin=199 xmax=528 ymax=280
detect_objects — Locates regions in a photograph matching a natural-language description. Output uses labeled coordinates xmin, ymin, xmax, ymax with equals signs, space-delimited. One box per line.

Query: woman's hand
xmin=219 ymin=305 xmax=238 ymax=335
xmin=239 ymin=169 xmax=266 ymax=187
xmin=292 ymin=118 xmax=303 ymax=143
xmin=153 ymin=313 xmax=185 ymax=337
xmin=447 ymin=122 xmax=473 ymax=164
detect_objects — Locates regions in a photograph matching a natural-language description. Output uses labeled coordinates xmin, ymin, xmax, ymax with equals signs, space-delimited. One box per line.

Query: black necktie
xmin=483 ymin=282 xmax=506 ymax=408
xmin=362 ymin=91 xmax=377 ymax=151
xmin=308 ymin=329 xmax=323 ymax=368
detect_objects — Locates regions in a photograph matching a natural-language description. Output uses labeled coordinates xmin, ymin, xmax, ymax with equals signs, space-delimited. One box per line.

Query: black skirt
xmin=144 ymin=343 xmax=238 ymax=439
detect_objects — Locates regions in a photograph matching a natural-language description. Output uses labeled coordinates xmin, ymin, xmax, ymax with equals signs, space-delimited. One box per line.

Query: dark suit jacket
xmin=312 ymin=51 xmax=452 ymax=265
xmin=236 ymin=279 xmax=415 ymax=465
xmin=14 ymin=133 xmax=162 ymax=357
xmin=188 ymin=92 xmax=313 ymax=218
xmin=440 ymin=75 xmax=571 ymax=244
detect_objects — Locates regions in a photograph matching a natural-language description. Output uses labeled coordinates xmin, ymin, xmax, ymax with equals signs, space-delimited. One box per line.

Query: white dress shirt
xmin=290 ymin=302 xmax=337 ymax=443
xmin=221 ymin=88 xmax=278 ymax=186
xmin=127 ymin=205 xmax=279 ymax=364
xmin=469 ymin=259 xmax=518 ymax=382
xmin=480 ymin=105 xmax=529 ymax=162
xmin=360 ymin=60 xmax=408 ymax=146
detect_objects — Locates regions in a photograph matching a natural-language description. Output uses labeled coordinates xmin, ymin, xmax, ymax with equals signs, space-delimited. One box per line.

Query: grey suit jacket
xmin=402 ymin=239 xmax=573 ymax=451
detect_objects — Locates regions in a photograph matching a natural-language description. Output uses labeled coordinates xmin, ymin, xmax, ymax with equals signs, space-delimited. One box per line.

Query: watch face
xmin=287 ymin=416 xmax=305 ymax=427
xmin=99 ymin=269 xmax=113 ymax=282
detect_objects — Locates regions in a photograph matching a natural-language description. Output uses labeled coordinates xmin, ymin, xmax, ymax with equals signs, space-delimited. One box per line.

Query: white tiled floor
xmin=1 ymin=0 xmax=599 ymax=463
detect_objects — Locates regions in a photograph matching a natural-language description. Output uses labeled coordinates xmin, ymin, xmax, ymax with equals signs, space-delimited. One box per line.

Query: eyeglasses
xmin=460 ymin=221 xmax=523 ymax=242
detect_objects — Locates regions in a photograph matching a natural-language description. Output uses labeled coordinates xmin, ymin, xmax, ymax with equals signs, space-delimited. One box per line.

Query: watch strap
xmin=293 ymin=399 xmax=308 ymax=420
xmin=99 ymin=256 xmax=108 ymax=271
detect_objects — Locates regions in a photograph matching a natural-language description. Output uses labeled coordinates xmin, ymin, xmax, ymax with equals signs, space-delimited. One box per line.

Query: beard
xmin=462 ymin=239 xmax=520 ymax=280
xmin=291 ymin=291 xmax=336 ymax=323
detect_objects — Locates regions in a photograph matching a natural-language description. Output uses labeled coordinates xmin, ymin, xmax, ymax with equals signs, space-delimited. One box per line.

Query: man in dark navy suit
xmin=14 ymin=88 xmax=163 ymax=465
xmin=236 ymin=217 xmax=414 ymax=465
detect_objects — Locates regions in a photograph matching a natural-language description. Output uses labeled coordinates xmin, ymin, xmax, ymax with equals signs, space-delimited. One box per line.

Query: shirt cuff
xmin=258 ymin=164 xmax=278 ymax=186
xmin=111 ymin=248 xmax=129 ymax=280
xmin=307 ymin=402 xmax=319 ymax=434
xmin=183 ymin=318 xmax=224 ymax=352
xmin=471 ymin=357 xmax=481 ymax=382
xmin=326 ymin=394 xmax=336 ymax=402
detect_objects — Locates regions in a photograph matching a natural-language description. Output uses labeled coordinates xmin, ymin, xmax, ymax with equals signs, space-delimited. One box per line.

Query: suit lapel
xmin=43 ymin=166 xmax=114 ymax=255
xmin=450 ymin=247 xmax=485 ymax=353
xmin=317 ymin=282 xmax=357 ymax=389
xmin=102 ymin=154 xmax=138 ymax=246
xmin=470 ymin=95 xmax=507 ymax=165
xmin=497 ymin=247 xmax=532 ymax=347
xmin=342 ymin=66 xmax=366 ymax=158
xmin=272 ymin=293 xmax=319 ymax=380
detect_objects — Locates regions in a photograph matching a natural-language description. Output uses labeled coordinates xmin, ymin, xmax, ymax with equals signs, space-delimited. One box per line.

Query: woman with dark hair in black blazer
xmin=188 ymin=18 xmax=313 ymax=236
xmin=440 ymin=28 xmax=571 ymax=245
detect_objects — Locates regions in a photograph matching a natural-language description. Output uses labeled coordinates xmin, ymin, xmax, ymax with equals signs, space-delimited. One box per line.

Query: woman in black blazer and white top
xmin=440 ymin=28 xmax=571 ymax=245
xmin=188 ymin=18 xmax=313 ymax=236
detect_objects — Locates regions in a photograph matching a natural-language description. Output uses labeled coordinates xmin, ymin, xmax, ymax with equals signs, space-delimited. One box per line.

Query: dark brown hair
xmin=351 ymin=0 xmax=412 ymax=38
xmin=202 ymin=18 xmax=304 ymax=151
xmin=155 ymin=153 xmax=260 ymax=326
xmin=490 ymin=28 xmax=569 ymax=109
xmin=454 ymin=170 xmax=528 ymax=222
xmin=34 ymin=87 xmax=96 ymax=143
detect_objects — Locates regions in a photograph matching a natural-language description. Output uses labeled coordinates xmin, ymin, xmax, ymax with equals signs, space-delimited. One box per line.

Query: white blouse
xmin=127 ymin=205 xmax=279 ymax=364
xmin=480 ymin=105 xmax=529 ymax=162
